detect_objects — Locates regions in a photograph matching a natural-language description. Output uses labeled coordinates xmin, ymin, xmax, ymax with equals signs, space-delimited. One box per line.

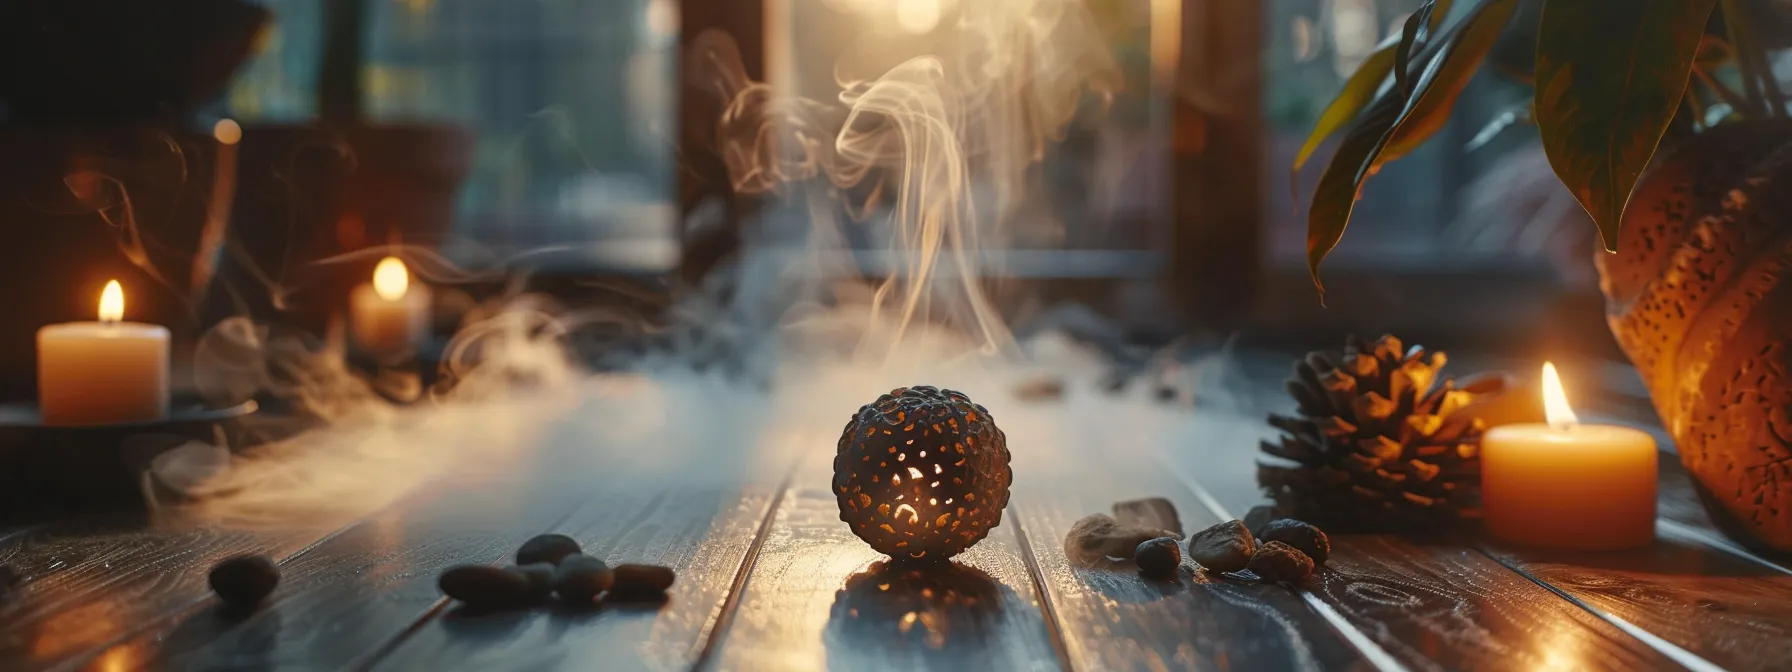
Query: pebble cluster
xmin=1187 ymin=514 xmax=1329 ymax=584
xmin=1061 ymin=498 xmax=1332 ymax=584
xmin=438 ymin=534 xmax=677 ymax=610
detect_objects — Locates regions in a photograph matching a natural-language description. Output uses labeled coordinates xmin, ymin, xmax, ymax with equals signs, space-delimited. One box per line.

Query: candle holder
xmin=0 ymin=394 xmax=257 ymax=521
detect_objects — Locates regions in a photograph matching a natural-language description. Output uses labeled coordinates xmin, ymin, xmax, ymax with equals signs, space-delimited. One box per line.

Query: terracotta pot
xmin=1597 ymin=119 xmax=1792 ymax=551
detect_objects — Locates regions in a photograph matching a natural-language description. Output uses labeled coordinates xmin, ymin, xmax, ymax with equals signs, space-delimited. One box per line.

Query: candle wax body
xmin=1482 ymin=423 xmax=1657 ymax=549
xmin=349 ymin=283 xmax=430 ymax=356
xmin=37 ymin=322 xmax=170 ymax=426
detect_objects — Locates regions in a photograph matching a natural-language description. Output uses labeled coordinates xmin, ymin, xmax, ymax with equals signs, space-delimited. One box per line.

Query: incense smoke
xmin=153 ymin=0 xmax=1190 ymax=528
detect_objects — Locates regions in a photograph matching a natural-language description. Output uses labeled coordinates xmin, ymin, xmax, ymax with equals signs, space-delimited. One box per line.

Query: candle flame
xmin=1541 ymin=361 xmax=1579 ymax=430
xmin=373 ymin=257 xmax=409 ymax=301
xmin=212 ymin=119 xmax=242 ymax=146
xmin=98 ymin=280 xmax=124 ymax=323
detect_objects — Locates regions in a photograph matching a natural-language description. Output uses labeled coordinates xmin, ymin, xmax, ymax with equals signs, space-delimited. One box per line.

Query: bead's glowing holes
xmin=934 ymin=464 xmax=943 ymax=475
xmin=898 ymin=453 xmax=907 ymax=462
xmin=908 ymin=467 xmax=924 ymax=480
xmin=929 ymin=498 xmax=938 ymax=505
xmin=945 ymin=498 xmax=954 ymax=504
xmin=895 ymin=503 xmax=920 ymax=524
xmin=906 ymin=439 xmax=915 ymax=445
xmin=892 ymin=473 xmax=903 ymax=485
xmin=931 ymin=481 xmax=940 ymax=488
xmin=919 ymin=451 xmax=927 ymax=458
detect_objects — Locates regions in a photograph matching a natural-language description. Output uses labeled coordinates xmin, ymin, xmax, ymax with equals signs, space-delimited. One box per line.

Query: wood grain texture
xmin=369 ymin=479 xmax=782 ymax=672
xmin=73 ymin=474 xmax=590 ymax=672
xmin=1477 ymin=454 xmax=1792 ymax=672
xmin=1010 ymin=448 xmax=1365 ymax=672
xmin=1485 ymin=532 xmax=1792 ymax=672
xmin=0 ymin=519 xmax=327 ymax=671
xmin=1174 ymin=400 xmax=1686 ymax=672
xmin=705 ymin=453 xmax=1060 ymax=672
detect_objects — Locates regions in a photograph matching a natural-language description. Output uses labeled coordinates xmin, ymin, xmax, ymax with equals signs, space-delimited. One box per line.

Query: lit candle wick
xmin=1541 ymin=361 xmax=1579 ymax=431
xmin=98 ymin=280 xmax=124 ymax=325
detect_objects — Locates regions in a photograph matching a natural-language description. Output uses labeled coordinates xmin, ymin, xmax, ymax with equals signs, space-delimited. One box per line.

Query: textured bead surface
xmin=834 ymin=386 xmax=1012 ymax=561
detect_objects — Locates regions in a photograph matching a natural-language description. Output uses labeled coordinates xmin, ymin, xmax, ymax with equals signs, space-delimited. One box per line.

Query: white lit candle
xmin=350 ymin=256 xmax=430 ymax=356
xmin=1481 ymin=363 xmax=1657 ymax=549
xmin=37 ymin=280 xmax=170 ymax=425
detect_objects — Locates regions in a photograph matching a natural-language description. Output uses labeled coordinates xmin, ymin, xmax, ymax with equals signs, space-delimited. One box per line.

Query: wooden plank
xmin=1484 ymin=533 xmax=1792 ymax=672
xmin=1477 ymin=455 xmax=1792 ymax=672
xmin=705 ymin=451 xmax=1061 ymax=672
xmin=1175 ymin=407 xmax=1688 ymax=671
xmin=62 ymin=463 xmax=592 ymax=672
xmin=1012 ymin=485 xmax=1365 ymax=672
xmin=367 ymin=476 xmax=784 ymax=672
xmin=0 ymin=518 xmax=331 ymax=671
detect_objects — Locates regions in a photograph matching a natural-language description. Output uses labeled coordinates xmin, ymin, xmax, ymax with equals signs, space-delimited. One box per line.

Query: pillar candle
xmin=1481 ymin=363 xmax=1657 ymax=550
xmin=37 ymin=280 xmax=170 ymax=426
xmin=350 ymin=256 xmax=430 ymax=357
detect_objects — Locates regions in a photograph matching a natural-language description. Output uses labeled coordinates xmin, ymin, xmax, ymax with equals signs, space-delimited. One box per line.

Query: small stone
xmin=1259 ymin=519 xmax=1330 ymax=566
xmin=439 ymin=565 xmax=534 ymax=609
xmin=1063 ymin=513 xmax=1177 ymax=565
xmin=1248 ymin=541 xmax=1314 ymax=583
xmin=1186 ymin=519 xmax=1255 ymax=573
xmin=609 ymin=563 xmax=676 ymax=599
xmin=1243 ymin=506 xmax=1279 ymax=538
xmin=516 ymin=534 xmax=582 ymax=566
xmin=1134 ymin=537 xmax=1181 ymax=578
xmin=1113 ymin=497 xmax=1183 ymax=538
xmin=552 ymin=555 xmax=614 ymax=604
xmin=0 ymin=564 xmax=20 ymax=593
xmin=506 ymin=563 xmax=556 ymax=601
xmin=209 ymin=555 xmax=280 ymax=609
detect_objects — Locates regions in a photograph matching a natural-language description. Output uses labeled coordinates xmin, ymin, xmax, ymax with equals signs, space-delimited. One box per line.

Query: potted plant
xmin=1296 ymin=0 xmax=1792 ymax=551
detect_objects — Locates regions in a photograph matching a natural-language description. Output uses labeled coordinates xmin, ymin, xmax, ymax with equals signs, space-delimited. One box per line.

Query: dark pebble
xmin=516 ymin=534 xmax=583 ymax=566
xmin=209 ymin=555 xmax=280 ymax=608
xmin=0 ymin=564 xmax=20 ymax=590
xmin=1259 ymin=519 xmax=1330 ymax=565
xmin=1186 ymin=519 xmax=1254 ymax=573
xmin=507 ymin=563 xmax=556 ymax=601
xmin=608 ymin=563 xmax=675 ymax=599
xmin=439 ymin=565 xmax=535 ymax=609
xmin=1248 ymin=541 xmax=1314 ymax=583
xmin=1242 ymin=506 xmax=1279 ymax=538
xmin=1134 ymin=537 xmax=1181 ymax=578
xmin=553 ymin=555 xmax=614 ymax=604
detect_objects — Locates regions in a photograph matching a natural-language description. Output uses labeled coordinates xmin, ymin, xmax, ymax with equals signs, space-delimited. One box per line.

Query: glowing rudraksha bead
xmin=833 ymin=386 xmax=1012 ymax=561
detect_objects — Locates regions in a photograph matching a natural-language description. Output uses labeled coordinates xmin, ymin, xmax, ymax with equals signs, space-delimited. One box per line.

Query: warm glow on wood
xmin=99 ymin=280 xmax=124 ymax=323
xmin=373 ymin=257 xmax=409 ymax=301
xmin=1540 ymin=362 xmax=1579 ymax=429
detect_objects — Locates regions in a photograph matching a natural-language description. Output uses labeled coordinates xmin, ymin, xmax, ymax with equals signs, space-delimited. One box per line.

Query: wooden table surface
xmin=0 ymin=355 xmax=1786 ymax=672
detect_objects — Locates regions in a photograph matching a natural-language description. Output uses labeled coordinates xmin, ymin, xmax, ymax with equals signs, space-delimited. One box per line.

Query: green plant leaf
xmin=1379 ymin=0 xmax=1518 ymax=164
xmin=1395 ymin=4 xmax=1434 ymax=99
xmin=1290 ymin=44 xmax=1399 ymax=195
xmin=1305 ymin=0 xmax=1518 ymax=298
xmin=1534 ymin=0 xmax=1718 ymax=252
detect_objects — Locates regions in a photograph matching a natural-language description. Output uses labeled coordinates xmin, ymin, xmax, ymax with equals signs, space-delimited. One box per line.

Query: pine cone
xmin=1258 ymin=334 xmax=1499 ymax=531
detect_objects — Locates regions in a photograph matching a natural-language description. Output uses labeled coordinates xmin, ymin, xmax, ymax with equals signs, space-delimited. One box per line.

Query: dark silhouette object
xmin=0 ymin=0 xmax=269 ymax=124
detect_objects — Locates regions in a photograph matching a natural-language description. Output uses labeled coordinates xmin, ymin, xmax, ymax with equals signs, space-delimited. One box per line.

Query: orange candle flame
xmin=1541 ymin=362 xmax=1579 ymax=430
xmin=98 ymin=280 xmax=124 ymax=323
xmin=373 ymin=257 xmax=409 ymax=301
